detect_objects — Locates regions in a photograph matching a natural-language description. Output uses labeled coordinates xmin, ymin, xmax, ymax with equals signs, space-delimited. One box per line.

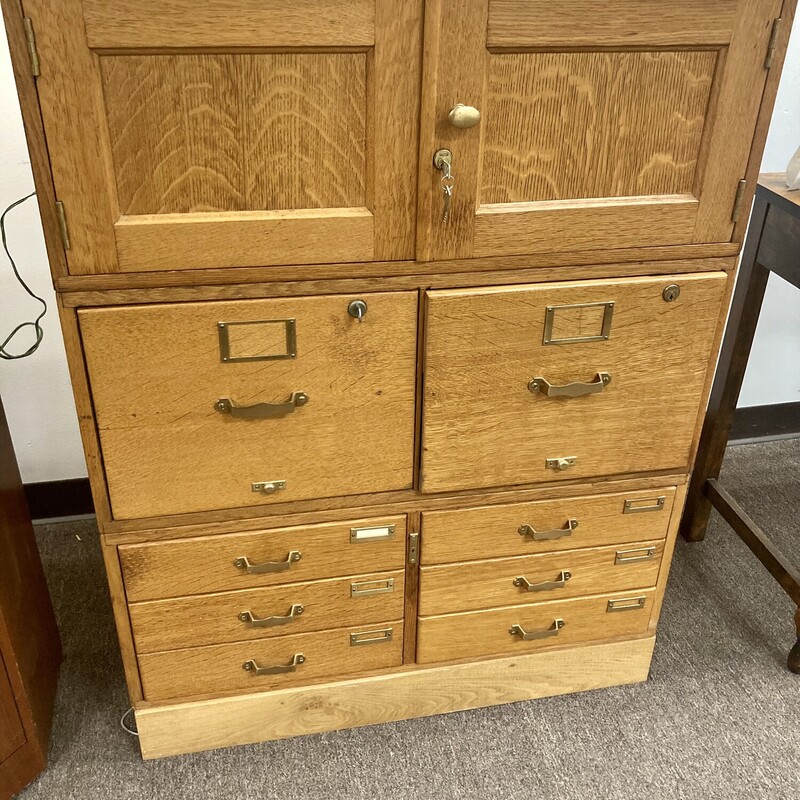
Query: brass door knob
xmin=448 ymin=103 xmax=481 ymax=129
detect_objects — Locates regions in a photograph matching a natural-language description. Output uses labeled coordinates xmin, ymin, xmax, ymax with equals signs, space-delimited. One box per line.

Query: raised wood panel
xmin=481 ymin=51 xmax=716 ymax=204
xmin=422 ymin=273 xmax=727 ymax=493
xmin=418 ymin=541 xmax=664 ymax=615
xmin=138 ymin=621 xmax=404 ymax=701
xmin=487 ymin=0 xmax=739 ymax=48
xmin=129 ymin=570 xmax=405 ymax=653
xmin=416 ymin=590 xmax=656 ymax=664
xmin=473 ymin=196 xmax=699 ymax=258
xmin=113 ymin=209 xmax=375 ymax=271
xmin=420 ymin=488 xmax=676 ymax=565
xmin=101 ymin=53 xmax=367 ymax=215
xmin=79 ymin=293 xmax=417 ymax=518
xmin=134 ymin=637 xmax=655 ymax=758
xmin=119 ymin=516 xmax=407 ymax=601
xmin=82 ymin=0 xmax=376 ymax=49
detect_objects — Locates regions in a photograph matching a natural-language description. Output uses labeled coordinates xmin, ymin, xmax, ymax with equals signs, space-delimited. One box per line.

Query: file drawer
xmin=139 ymin=621 xmax=404 ymax=701
xmin=120 ymin=516 xmax=407 ymax=601
xmin=420 ymin=487 xmax=676 ymax=565
xmin=79 ymin=292 xmax=418 ymax=519
xmin=416 ymin=590 xmax=655 ymax=664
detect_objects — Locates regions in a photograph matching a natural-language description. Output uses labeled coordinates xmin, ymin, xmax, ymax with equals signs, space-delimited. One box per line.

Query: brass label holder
xmin=350 ymin=525 xmax=395 ymax=543
xmin=218 ymin=318 xmax=297 ymax=363
xmin=543 ymin=301 xmax=614 ymax=345
xmin=350 ymin=628 xmax=393 ymax=646
xmin=623 ymin=496 xmax=666 ymax=514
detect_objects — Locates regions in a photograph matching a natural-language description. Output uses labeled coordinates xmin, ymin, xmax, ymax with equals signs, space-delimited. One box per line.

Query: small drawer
xmin=120 ymin=516 xmax=406 ymax=602
xmin=139 ymin=622 xmax=404 ymax=701
xmin=422 ymin=273 xmax=727 ymax=493
xmin=420 ymin=488 xmax=676 ymax=565
xmin=416 ymin=590 xmax=655 ymax=664
xmin=418 ymin=540 xmax=663 ymax=615
xmin=129 ymin=569 xmax=405 ymax=653
xmin=78 ymin=292 xmax=418 ymax=519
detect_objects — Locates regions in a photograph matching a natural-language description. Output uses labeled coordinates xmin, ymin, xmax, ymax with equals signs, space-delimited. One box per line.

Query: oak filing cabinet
xmin=3 ymin=0 xmax=795 ymax=758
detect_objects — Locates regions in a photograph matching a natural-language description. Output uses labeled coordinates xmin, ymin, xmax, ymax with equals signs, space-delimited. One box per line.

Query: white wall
xmin=0 ymin=23 xmax=799 ymax=483
xmin=737 ymin=21 xmax=800 ymax=407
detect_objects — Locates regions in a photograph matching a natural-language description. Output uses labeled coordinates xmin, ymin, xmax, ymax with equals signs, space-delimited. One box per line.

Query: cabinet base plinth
xmin=135 ymin=636 xmax=655 ymax=759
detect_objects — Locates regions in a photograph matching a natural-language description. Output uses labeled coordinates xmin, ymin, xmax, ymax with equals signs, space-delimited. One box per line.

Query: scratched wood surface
xmin=101 ymin=53 xmax=367 ymax=215
xmin=481 ymin=51 xmax=716 ymax=204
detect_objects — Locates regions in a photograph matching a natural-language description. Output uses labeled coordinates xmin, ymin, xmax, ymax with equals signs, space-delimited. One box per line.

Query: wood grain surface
xmin=119 ymin=516 xmax=407 ymax=601
xmin=487 ymin=0 xmax=739 ymax=48
xmin=416 ymin=589 xmax=656 ymax=663
xmin=418 ymin=540 xmax=664 ymax=615
xmin=138 ymin=621 xmax=404 ymax=701
xmin=420 ymin=488 xmax=676 ymax=565
xmin=129 ymin=569 xmax=405 ymax=653
xmin=82 ymin=0 xmax=376 ymax=49
xmin=79 ymin=292 xmax=417 ymax=519
xmin=101 ymin=53 xmax=367 ymax=215
xmin=481 ymin=51 xmax=716 ymax=204
xmin=422 ymin=272 xmax=727 ymax=493
xmin=134 ymin=637 xmax=655 ymax=758
xmin=113 ymin=208 xmax=375 ymax=271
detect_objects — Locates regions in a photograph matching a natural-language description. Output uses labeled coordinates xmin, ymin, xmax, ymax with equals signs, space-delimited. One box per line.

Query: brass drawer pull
xmin=623 ymin=496 xmax=666 ymax=514
xmin=350 ymin=578 xmax=395 ymax=597
xmin=615 ymin=547 xmax=657 ymax=565
xmin=528 ymin=372 xmax=611 ymax=398
xmin=350 ymin=627 xmax=393 ymax=646
xmin=607 ymin=596 xmax=647 ymax=612
xmin=514 ymin=570 xmax=572 ymax=592
xmin=239 ymin=604 xmax=304 ymax=628
xmin=243 ymin=653 xmax=305 ymax=675
xmin=233 ymin=551 xmax=301 ymax=574
xmin=214 ymin=391 xmax=308 ymax=419
xmin=519 ymin=519 xmax=578 ymax=541
xmin=509 ymin=619 xmax=565 ymax=641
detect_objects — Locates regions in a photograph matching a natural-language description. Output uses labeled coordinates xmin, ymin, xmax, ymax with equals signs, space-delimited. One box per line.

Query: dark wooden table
xmin=681 ymin=173 xmax=800 ymax=673
xmin=0 ymin=397 xmax=61 ymax=798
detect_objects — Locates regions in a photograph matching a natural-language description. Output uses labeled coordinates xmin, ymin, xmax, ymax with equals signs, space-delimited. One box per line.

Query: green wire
xmin=0 ymin=191 xmax=47 ymax=360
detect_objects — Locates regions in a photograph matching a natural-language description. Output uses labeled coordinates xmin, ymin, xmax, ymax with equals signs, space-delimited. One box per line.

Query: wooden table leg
xmin=681 ymin=197 xmax=771 ymax=543
xmin=790 ymin=608 xmax=800 ymax=674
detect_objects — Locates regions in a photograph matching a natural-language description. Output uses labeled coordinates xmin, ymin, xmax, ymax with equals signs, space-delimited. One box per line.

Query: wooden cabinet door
xmin=25 ymin=0 xmax=421 ymax=275
xmin=418 ymin=0 xmax=783 ymax=261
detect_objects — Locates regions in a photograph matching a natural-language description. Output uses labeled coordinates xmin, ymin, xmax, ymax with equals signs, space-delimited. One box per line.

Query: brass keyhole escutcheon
xmin=662 ymin=284 xmax=681 ymax=302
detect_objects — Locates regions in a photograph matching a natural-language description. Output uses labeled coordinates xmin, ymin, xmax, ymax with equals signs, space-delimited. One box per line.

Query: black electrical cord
xmin=0 ymin=191 xmax=47 ymax=360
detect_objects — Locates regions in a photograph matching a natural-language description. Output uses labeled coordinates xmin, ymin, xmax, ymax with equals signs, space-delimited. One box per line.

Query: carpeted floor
xmin=18 ymin=440 xmax=800 ymax=800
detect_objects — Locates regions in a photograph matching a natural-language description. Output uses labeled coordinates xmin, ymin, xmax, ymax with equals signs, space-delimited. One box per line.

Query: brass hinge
xmin=23 ymin=18 xmax=40 ymax=77
xmin=55 ymin=201 xmax=71 ymax=250
xmin=765 ymin=17 xmax=782 ymax=69
xmin=731 ymin=179 xmax=747 ymax=224
xmin=407 ymin=532 xmax=420 ymax=566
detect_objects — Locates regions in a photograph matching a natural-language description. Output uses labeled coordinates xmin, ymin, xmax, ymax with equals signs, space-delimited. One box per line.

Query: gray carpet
xmin=18 ymin=440 xmax=800 ymax=800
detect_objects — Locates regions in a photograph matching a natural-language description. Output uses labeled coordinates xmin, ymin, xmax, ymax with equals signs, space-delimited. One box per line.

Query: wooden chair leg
xmin=789 ymin=607 xmax=800 ymax=674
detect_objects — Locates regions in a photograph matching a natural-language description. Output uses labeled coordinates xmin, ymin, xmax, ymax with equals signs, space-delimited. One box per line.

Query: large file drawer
xmin=418 ymin=540 xmax=664 ymax=615
xmin=422 ymin=273 xmax=726 ymax=492
xmin=79 ymin=292 xmax=418 ymax=519
xmin=120 ymin=516 xmax=407 ymax=601
xmin=420 ymin=487 xmax=676 ymax=565
xmin=416 ymin=590 xmax=655 ymax=664
xmin=139 ymin=621 xmax=404 ymax=701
